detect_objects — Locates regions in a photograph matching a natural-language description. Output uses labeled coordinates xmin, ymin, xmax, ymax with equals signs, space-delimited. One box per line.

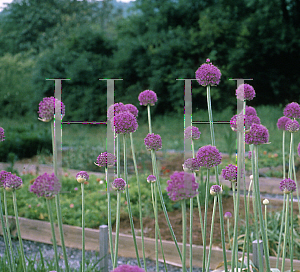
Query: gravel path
xmin=0 ymin=236 xmax=206 ymax=271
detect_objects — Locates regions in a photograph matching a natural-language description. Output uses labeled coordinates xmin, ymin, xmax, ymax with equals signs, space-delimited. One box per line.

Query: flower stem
xmin=264 ymin=203 xmax=270 ymax=265
xmin=290 ymin=193 xmax=294 ymax=272
xmin=81 ymin=182 xmax=85 ymax=272
xmin=276 ymin=193 xmax=286 ymax=268
xmin=151 ymin=183 xmax=159 ymax=272
xmin=123 ymin=134 xmax=141 ymax=266
xmin=46 ymin=198 xmax=60 ymax=272
xmin=130 ymin=133 xmax=147 ymax=271
xmin=106 ymin=167 xmax=114 ymax=268
xmin=181 ymin=199 xmax=187 ymax=272
xmin=114 ymin=192 xmax=121 ymax=268
xmin=12 ymin=191 xmax=26 ymax=272
xmin=202 ymin=169 xmax=210 ymax=271
xmin=282 ymin=130 xmax=286 ymax=179
xmin=206 ymin=196 xmax=217 ymax=272
xmin=189 ymin=198 xmax=193 ymax=272
xmin=281 ymin=194 xmax=290 ymax=272
xmin=147 ymin=104 xmax=152 ymax=134
xmin=226 ymin=219 xmax=231 ymax=249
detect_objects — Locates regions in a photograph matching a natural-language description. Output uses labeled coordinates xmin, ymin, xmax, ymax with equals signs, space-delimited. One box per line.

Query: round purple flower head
xmin=113 ymin=112 xmax=138 ymax=134
xmin=95 ymin=152 xmax=116 ymax=168
xmin=147 ymin=175 xmax=156 ymax=183
xmin=112 ymin=264 xmax=146 ymax=272
xmin=0 ymin=170 xmax=10 ymax=187
xmin=195 ymin=59 xmax=221 ymax=86
xmin=230 ymin=114 xmax=252 ymax=132
xmin=224 ymin=212 xmax=232 ymax=219
xmin=76 ymin=171 xmax=89 ymax=184
xmin=285 ymin=119 xmax=300 ymax=133
xmin=279 ymin=178 xmax=296 ymax=194
xmin=222 ymin=164 xmax=237 ymax=182
xmin=245 ymin=123 xmax=269 ymax=145
xmin=144 ymin=133 xmax=162 ymax=151
xmin=182 ymin=158 xmax=200 ymax=172
xmin=4 ymin=173 xmax=23 ymax=191
xmin=210 ymin=185 xmax=222 ymax=196
xmin=166 ymin=171 xmax=199 ymax=201
xmin=277 ymin=116 xmax=290 ymax=130
xmin=30 ymin=173 xmax=61 ymax=198
xmin=235 ymin=84 xmax=256 ymax=101
xmin=124 ymin=104 xmax=138 ymax=118
xmin=245 ymin=106 xmax=257 ymax=116
xmin=138 ymin=90 xmax=157 ymax=106
xmin=184 ymin=126 xmax=201 ymax=140
xmin=0 ymin=127 xmax=4 ymax=142
xmin=283 ymin=102 xmax=300 ymax=119
xmin=196 ymin=145 xmax=222 ymax=169
xmin=38 ymin=96 xmax=65 ymax=122
xmin=107 ymin=102 xmax=127 ymax=121
xmin=112 ymin=178 xmax=126 ymax=191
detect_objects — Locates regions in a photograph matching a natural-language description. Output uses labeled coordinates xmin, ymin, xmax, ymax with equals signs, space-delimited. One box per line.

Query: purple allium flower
xmin=184 ymin=126 xmax=201 ymax=140
xmin=277 ymin=116 xmax=290 ymax=130
xmin=112 ymin=264 xmax=146 ymax=272
xmin=113 ymin=112 xmax=138 ymax=134
xmin=195 ymin=59 xmax=221 ymax=86
xmin=107 ymin=102 xmax=127 ymax=121
xmin=247 ymin=115 xmax=261 ymax=126
xmin=95 ymin=152 xmax=116 ymax=168
xmin=196 ymin=145 xmax=222 ymax=169
xmin=147 ymin=175 xmax=156 ymax=183
xmin=248 ymin=151 xmax=252 ymax=159
xmin=283 ymin=102 xmax=300 ymax=119
xmin=224 ymin=212 xmax=232 ymax=219
xmin=285 ymin=119 xmax=300 ymax=133
xmin=182 ymin=158 xmax=200 ymax=172
xmin=279 ymin=178 xmax=296 ymax=194
xmin=144 ymin=133 xmax=162 ymax=151
xmin=222 ymin=164 xmax=237 ymax=182
xmin=38 ymin=97 xmax=65 ymax=122
xmin=138 ymin=90 xmax=157 ymax=106
xmin=166 ymin=171 xmax=199 ymax=201
xmin=76 ymin=171 xmax=89 ymax=184
xmin=0 ymin=127 xmax=4 ymax=142
xmin=112 ymin=178 xmax=126 ymax=191
xmin=235 ymin=84 xmax=256 ymax=101
xmin=230 ymin=114 xmax=252 ymax=132
xmin=124 ymin=104 xmax=138 ymax=118
xmin=210 ymin=185 xmax=222 ymax=196
xmin=245 ymin=123 xmax=269 ymax=145
xmin=30 ymin=173 xmax=61 ymax=198
xmin=245 ymin=106 xmax=257 ymax=116
xmin=0 ymin=170 xmax=10 ymax=187
xmin=4 ymin=173 xmax=23 ymax=191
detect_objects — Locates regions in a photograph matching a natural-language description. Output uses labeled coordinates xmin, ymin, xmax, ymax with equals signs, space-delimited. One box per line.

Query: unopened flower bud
xmin=263 ymin=199 xmax=269 ymax=205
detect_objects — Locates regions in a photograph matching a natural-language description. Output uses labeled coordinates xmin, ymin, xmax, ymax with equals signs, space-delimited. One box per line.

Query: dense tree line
xmin=0 ymin=0 xmax=299 ymax=120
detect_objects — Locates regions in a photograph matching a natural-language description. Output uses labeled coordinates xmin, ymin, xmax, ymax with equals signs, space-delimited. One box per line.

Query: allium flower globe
xmin=224 ymin=212 xmax=232 ymax=219
xmin=0 ymin=127 xmax=4 ymax=141
xmin=166 ymin=171 xmax=198 ymax=201
xmin=277 ymin=116 xmax=290 ymax=130
xmin=147 ymin=175 xmax=156 ymax=183
xmin=210 ymin=185 xmax=222 ymax=196
xmin=283 ymin=102 xmax=300 ymax=119
xmin=222 ymin=164 xmax=237 ymax=182
xmin=230 ymin=114 xmax=253 ymax=132
xmin=76 ymin=171 xmax=89 ymax=183
xmin=4 ymin=173 xmax=23 ymax=191
xmin=245 ymin=106 xmax=257 ymax=116
xmin=95 ymin=152 xmax=116 ymax=168
xmin=144 ymin=133 xmax=162 ymax=151
xmin=38 ymin=96 xmax=65 ymax=122
xmin=195 ymin=59 xmax=221 ymax=86
xmin=112 ymin=264 xmax=146 ymax=272
xmin=235 ymin=84 xmax=256 ymax=101
xmin=138 ymin=90 xmax=157 ymax=106
xmin=182 ymin=158 xmax=200 ymax=172
xmin=124 ymin=104 xmax=138 ymax=117
xmin=279 ymin=178 xmax=296 ymax=194
xmin=112 ymin=178 xmax=126 ymax=191
xmin=0 ymin=170 xmax=10 ymax=187
xmin=107 ymin=102 xmax=127 ymax=121
xmin=245 ymin=123 xmax=269 ymax=145
xmin=196 ymin=145 xmax=222 ymax=169
xmin=30 ymin=173 xmax=61 ymax=198
xmin=113 ymin=112 xmax=138 ymax=134
xmin=184 ymin=126 xmax=201 ymax=140
xmin=285 ymin=119 xmax=300 ymax=133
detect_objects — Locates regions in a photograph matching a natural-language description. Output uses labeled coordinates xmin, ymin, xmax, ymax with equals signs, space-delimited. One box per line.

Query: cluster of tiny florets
xmin=124 ymin=104 xmax=139 ymax=117
xmin=166 ymin=171 xmax=198 ymax=201
xmin=245 ymin=106 xmax=257 ymax=116
xmin=279 ymin=178 xmax=296 ymax=194
xmin=283 ymin=102 xmax=300 ymax=119
xmin=144 ymin=133 xmax=162 ymax=151
xmin=112 ymin=178 xmax=126 ymax=191
xmin=138 ymin=90 xmax=157 ymax=106
xmin=196 ymin=145 xmax=222 ymax=169
xmin=4 ymin=173 xmax=23 ymax=191
xmin=184 ymin=126 xmax=201 ymax=140
xmin=245 ymin=123 xmax=269 ymax=145
xmin=38 ymin=97 xmax=65 ymax=122
xmin=113 ymin=112 xmax=138 ymax=134
xmin=210 ymin=185 xmax=222 ymax=196
xmin=95 ymin=152 xmax=116 ymax=168
xmin=230 ymin=114 xmax=252 ymax=132
xmin=285 ymin=119 xmax=300 ymax=133
xmin=107 ymin=103 xmax=127 ymax=121
xmin=195 ymin=59 xmax=221 ymax=86
xmin=182 ymin=158 xmax=200 ymax=172
xmin=30 ymin=173 xmax=61 ymax=198
xmin=147 ymin=175 xmax=156 ymax=183
xmin=277 ymin=116 xmax=291 ymax=130
xmin=224 ymin=212 xmax=232 ymax=219
xmin=76 ymin=171 xmax=90 ymax=183
xmin=0 ymin=170 xmax=10 ymax=187
xmin=222 ymin=164 xmax=237 ymax=182
xmin=235 ymin=84 xmax=256 ymax=101
xmin=0 ymin=127 xmax=5 ymax=142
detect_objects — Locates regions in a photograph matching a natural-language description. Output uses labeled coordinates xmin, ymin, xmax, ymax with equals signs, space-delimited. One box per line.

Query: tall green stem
xmin=290 ymin=193 xmax=294 ymax=272
xmin=113 ymin=192 xmax=121 ymax=268
xmin=81 ymin=183 xmax=85 ymax=272
xmin=181 ymin=200 xmax=187 ymax=272
xmin=264 ymin=203 xmax=270 ymax=265
xmin=282 ymin=130 xmax=286 ymax=179
xmin=151 ymin=183 xmax=159 ymax=272
xmin=189 ymin=198 xmax=193 ymax=272
xmin=202 ymin=169 xmax=210 ymax=271
xmin=281 ymin=194 xmax=290 ymax=272
xmin=12 ymin=191 xmax=26 ymax=272
xmin=106 ymin=167 xmax=114 ymax=268
xmin=276 ymin=193 xmax=286 ymax=268
xmin=46 ymin=198 xmax=60 ymax=272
